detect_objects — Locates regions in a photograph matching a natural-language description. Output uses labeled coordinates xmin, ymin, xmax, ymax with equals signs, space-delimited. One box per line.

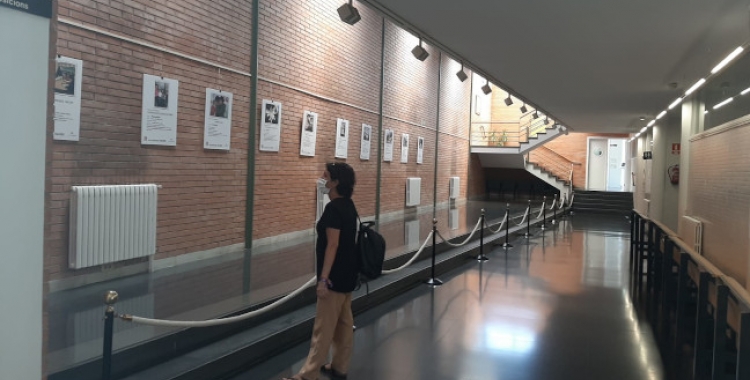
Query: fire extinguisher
xmin=667 ymin=164 xmax=679 ymax=185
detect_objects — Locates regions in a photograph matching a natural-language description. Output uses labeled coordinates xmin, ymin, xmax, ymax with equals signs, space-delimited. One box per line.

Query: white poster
xmin=300 ymin=110 xmax=318 ymax=157
xmin=383 ymin=128 xmax=394 ymax=162
xmin=141 ymin=74 xmax=179 ymax=146
xmin=401 ymin=133 xmax=409 ymax=163
xmin=53 ymin=57 xmax=83 ymax=141
xmin=417 ymin=136 xmax=424 ymax=164
xmin=360 ymin=124 xmax=372 ymax=160
xmin=203 ymin=89 xmax=232 ymax=150
xmin=335 ymin=118 xmax=349 ymax=159
xmin=260 ymin=99 xmax=282 ymax=151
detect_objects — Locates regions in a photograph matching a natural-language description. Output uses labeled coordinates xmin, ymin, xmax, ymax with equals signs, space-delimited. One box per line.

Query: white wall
xmin=0 ymin=7 xmax=49 ymax=380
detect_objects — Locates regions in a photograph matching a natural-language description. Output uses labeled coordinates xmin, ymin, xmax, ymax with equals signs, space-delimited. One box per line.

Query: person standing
xmin=284 ymin=162 xmax=358 ymax=380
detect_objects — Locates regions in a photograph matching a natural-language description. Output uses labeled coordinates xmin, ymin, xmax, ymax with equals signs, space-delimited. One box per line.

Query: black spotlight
xmin=412 ymin=38 xmax=429 ymax=61
xmin=338 ymin=0 xmax=361 ymax=25
xmin=533 ymin=111 xmax=539 ymax=119
xmin=544 ymin=117 xmax=550 ymax=125
xmin=504 ymin=93 xmax=513 ymax=106
xmin=481 ymin=81 xmax=492 ymax=95
xmin=456 ymin=64 xmax=468 ymax=82
xmin=520 ymin=104 xmax=528 ymax=113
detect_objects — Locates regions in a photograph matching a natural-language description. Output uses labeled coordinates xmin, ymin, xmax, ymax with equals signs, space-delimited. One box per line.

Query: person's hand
xmin=317 ymin=281 xmax=329 ymax=299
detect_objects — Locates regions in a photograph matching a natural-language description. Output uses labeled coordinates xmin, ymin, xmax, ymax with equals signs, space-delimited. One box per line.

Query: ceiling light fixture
xmin=711 ymin=46 xmax=744 ymax=74
xmin=684 ymin=78 xmax=706 ymax=96
xmin=704 ymin=110 xmax=709 ymax=114
xmin=639 ymin=117 xmax=646 ymax=121
xmin=532 ymin=111 xmax=539 ymax=119
xmin=504 ymin=92 xmax=513 ymax=106
xmin=520 ymin=104 xmax=528 ymax=114
xmin=668 ymin=97 xmax=683 ymax=110
xmin=647 ymin=120 xmax=655 ymax=127
xmin=713 ymin=97 xmax=734 ymax=110
xmin=481 ymin=80 xmax=492 ymax=95
xmin=640 ymin=127 xmax=648 ymax=133
xmin=456 ymin=63 xmax=468 ymax=82
xmin=337 ymin=0 xmax=361 ymax=25
xmin=411 ymin=38 xmax=429 ymax=61
xmin=656 ymin=111 xmax=667 ymax=120
xmin=741 ymin=87 xmax=750 ymax=96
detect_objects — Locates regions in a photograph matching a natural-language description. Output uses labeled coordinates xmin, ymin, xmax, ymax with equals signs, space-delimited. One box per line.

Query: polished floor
xmin=231 ymin=214 xmax=664 ymax=380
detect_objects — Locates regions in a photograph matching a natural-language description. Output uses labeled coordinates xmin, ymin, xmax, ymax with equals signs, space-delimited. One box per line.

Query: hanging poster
xmin=360 ymin=124 xmax=372 ymax=160
xmin=400 ymin=133 xmax=409 ymax=163
xmin=260 ymin=99 xmax=282 ymax=151
xmin=300 ymin=110 xmax=318 ymax=157
xmin=203 ymin=89 xmax=233 ymax=150
xmin=383 ymin=129 xmax=394 ymax=162
xmin=335 ymin=118 xmax=349 ymax=159
xmin=417 ymin=136 xmax=424 ymax=164
xmin=141 ymin=74 xmax=179 ymax=146
xmin=53 ymin=56 xmax=83 ymax=141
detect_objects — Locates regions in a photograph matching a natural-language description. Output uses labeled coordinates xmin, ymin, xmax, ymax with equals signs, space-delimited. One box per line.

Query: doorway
xmin=587 ymin=138 xmax=627 ymax=191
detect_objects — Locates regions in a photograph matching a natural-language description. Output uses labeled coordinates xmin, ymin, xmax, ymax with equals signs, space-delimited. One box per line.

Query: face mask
xmin=317 ymin=178 xmax=330 ymax=194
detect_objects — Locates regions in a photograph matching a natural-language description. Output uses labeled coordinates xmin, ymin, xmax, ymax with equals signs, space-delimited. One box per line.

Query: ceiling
xmin=364 ymin=0 xmax=750 ymax=133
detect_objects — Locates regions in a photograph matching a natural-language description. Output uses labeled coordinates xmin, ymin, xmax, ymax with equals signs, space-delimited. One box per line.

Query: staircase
xmin=571 ymin=190 xmax=633 ymax=215
xmin=524 ymin=146 xmax=578 ymax=199
xmin=470 ymin=113 xmax=566 ymax=155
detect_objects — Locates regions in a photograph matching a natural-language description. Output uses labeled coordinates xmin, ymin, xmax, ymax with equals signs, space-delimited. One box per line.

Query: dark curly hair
xmin=326 ymin=162 xmax=356 ymax=198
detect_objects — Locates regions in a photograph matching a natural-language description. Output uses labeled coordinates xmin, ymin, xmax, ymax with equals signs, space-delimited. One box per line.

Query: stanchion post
xmin=552 ymin=194 xmax=557 ymax=225
xmin=503 ymin=203 xmax=513 ymax=249
xmin=543 ymin=196 xmax=548 ymax=227
xmin=524 ymin=199 xmax=531 ymax=238
xmin=102 ymin=291 xmax=118 ymax=380
xmin=425 ymin=218 xmax=443 ymax=286
xmin=477 ymin=209 xmax=488 ymax=261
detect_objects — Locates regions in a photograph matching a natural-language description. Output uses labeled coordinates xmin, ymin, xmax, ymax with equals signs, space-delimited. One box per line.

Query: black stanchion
xmin=569 ymin=192 xmax=575 ymax=216
xmin=102 ymin=291 xmax=118 ymax=380
xmin=524 ymin=199 xmax=531 ymax=238
xmin=502 ymin=203 xmax=513 ymax=249
xmin=541 ymin=196 xmax=547 ymax=231
xmin=551 ymin=194 xmax=558 ymax=225
xmin=476 ymin=209 xmax=488 ymax=261
xmin=425 ymin=218 xmax=443 ymax=286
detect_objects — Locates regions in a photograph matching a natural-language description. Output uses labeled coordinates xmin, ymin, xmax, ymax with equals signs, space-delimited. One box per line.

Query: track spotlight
xmin=544 ymin=117 xmax=550 ymax=125
xmin=481 ymin=80 xmax=492 ymax=95
xmin=520 ymin=103 xmax=528 ymax=113
xmin=504 ymin=92 xmax=513 ymax=106
xmin=533 ymin=111 xmax=539 ymax=119
xmin=411 ymin=38 xmax=429 ymax=61
xmin=337 ymin=0 xmax=361 ymax=25
xmin=456 ymin=63 xmax=468 ymax=82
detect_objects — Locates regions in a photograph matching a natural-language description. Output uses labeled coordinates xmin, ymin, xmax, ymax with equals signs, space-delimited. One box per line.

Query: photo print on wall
xmin=335 ymin=118 xmax=349 ymax=159
xmin=53 ymin=56 xmax=83 ymax=141
xmin=360 ymin=124 xmax=372 ymax=160
xmin=383 ymin=128 xmax=394 ymax=162
xmin=141 ymin=74 xmax=179 ymax=146
xmin=300 ymin=110 xmax=318 ymax=157
xmin=260 ymin=99 xmax=283 ymax=152
xmin=400 ymin=133 xmax=409 ymax=163
xmin=203 ymin=88 xmax=233 ymax=150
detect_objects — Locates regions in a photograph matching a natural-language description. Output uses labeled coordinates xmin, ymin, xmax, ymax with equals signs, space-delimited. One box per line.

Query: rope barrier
xmin=514 ymin=206 xmax=530 ymax=226
xmin=535 ymin=201 xmax=546 ymax=219
xmin=486 ymin=211 xmax=508 ymax=234
xmin=436 ymin=218 xmax=483 ymax=247
xmin=120 ymin=276 xmax=318 ymax=327
xmin=548 ymin=198 xmax=557 ymax=210
xmin=559 ymin=194 xmax=566 ymax=210
xmin=382 ymin=230 xmax=434 ymax=274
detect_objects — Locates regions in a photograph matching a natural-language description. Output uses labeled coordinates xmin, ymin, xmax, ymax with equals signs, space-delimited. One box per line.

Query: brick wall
xmin=542 ymin=132 xmax=629 ymax=189
xmin=47 ymin=0 xmax=476 ymax=283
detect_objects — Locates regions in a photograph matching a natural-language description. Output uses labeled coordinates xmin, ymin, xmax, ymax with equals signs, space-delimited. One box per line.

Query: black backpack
xmin=356 ymin=218 xmax=386 ymax=281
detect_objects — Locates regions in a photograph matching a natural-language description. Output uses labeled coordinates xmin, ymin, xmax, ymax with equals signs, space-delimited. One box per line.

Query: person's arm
xmin=318 ymin=227 xmax=340 ymax=297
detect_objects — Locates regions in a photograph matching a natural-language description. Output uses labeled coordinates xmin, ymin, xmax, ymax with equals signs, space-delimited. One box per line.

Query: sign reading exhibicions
xmin=0 ymin=0 xmax=52 ymax=18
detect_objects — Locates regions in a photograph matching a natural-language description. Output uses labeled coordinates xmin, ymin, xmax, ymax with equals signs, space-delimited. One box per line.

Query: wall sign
xmin=642 ymin=151 xmax=652 ymax=160
xmin=53 ymin=56 xmax=83 ymax=141
xmin=0 ymin=0 xmax=52 ymax=18
xmin=671 ymin=143 xmax=681 ymax=155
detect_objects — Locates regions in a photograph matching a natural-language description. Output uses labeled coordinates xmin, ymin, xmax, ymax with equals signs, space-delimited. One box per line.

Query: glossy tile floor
xmin=231 ymin=214 xmax=664 ymax=380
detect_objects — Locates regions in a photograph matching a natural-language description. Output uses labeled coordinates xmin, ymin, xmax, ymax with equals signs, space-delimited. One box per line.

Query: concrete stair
xmin=572 ymin=190 xmax=633 ymax=215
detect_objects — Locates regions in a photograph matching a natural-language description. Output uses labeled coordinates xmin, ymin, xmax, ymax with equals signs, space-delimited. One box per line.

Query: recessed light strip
xmin=711 ymin=46 xmax=744 ymax=74
xmin=656 ymin=111 xmax=667 ymax=120
xmin=684 ymin=78 xmax=706 ymax=96
xmin=713 ymin=97 xmax=734 ymax=110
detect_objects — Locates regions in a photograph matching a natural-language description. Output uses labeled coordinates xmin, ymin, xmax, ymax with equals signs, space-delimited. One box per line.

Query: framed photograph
xmin=383 ymin=128 xmax=394 ymax=162
xmin=300 ymin=110 xmax=318 ymax=157
xmin=417 ymin=136 xmax=424 ymax=164
xmin=400 ymin=133 xmax=409 ymax=163
xmin=203 ymin=89 xmax=233 ymax=150
xmin=360 ymin=124 xmax=372 ymax=160
xmin=335 ymin=118 xmax=349 ymax=158
xmin=53 ymin=56 xmax=83 ymax=141
xmin=141 ymin=74 xmax=179 ymax=146
xmin=260 ymin=99 xmax=283 ymax=151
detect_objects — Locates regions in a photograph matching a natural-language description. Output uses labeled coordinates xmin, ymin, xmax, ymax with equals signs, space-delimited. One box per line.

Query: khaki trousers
xmin=297 ymin=291 xmax=353 ymax=380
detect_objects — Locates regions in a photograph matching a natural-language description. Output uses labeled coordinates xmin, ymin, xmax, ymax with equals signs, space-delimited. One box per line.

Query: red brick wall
xmin=47 ymin=0 xmax=477 ymax=282
xmin=542 ymin=132 xmax=629 ymax=189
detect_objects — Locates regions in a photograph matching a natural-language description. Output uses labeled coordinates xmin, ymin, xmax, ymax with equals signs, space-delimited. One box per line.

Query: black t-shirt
xmin=316 ymin=197 xmax=358 ymax=293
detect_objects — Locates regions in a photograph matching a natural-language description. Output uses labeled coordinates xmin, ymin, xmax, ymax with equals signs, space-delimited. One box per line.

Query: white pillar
xmin=0 ymin=6 xmax=50 ymax=380
xmin=678 ymin=97 xmax=704 ymax=236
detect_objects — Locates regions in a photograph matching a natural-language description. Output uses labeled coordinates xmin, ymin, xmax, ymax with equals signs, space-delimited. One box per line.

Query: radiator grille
xmin=69 ymin=185 xmax=158 ymax=269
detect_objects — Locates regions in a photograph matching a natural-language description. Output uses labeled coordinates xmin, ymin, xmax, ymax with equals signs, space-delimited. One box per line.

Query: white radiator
xmin=682 ymin=215 xmax=703 ymax=255
xmin=449 ymin=177 xmax=460 ymax=200
xmin=404 ymin=219 xmax=420 ymax=249
xmin=406 ymin=177 xmax=421 ymax=207
xmin=69 ymin=185 xmax=158 ymax=269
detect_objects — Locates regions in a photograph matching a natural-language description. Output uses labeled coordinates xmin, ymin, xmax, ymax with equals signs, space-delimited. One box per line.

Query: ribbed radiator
xmin=69 ymin=185 xmax=158 ymax=269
